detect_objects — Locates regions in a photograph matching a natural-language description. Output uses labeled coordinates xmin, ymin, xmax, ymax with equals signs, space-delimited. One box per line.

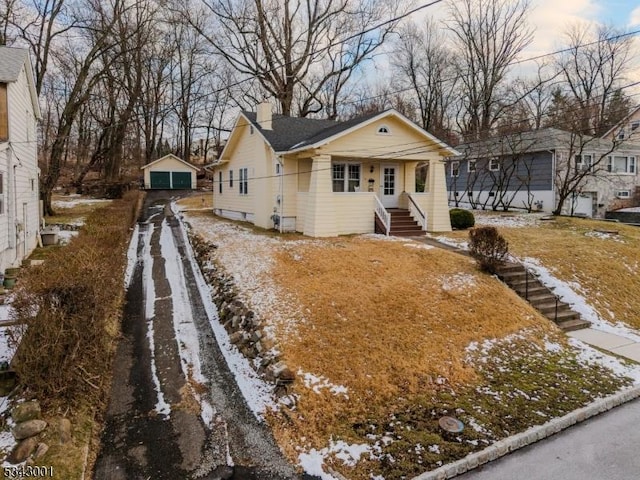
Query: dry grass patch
xmin=176 ymin=193 xmax=213 ymax=210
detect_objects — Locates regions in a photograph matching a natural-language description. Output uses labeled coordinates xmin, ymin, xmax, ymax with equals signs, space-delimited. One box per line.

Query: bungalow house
xmin=446 ymin=128 xmax=640 ymax=217
xmin=0 ymin=47 xmax=41 ymax=274
xmin=211 ymin=103 xmax=457 ymax=237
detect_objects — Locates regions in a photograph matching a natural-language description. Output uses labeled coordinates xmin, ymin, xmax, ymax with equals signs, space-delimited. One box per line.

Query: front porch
xmin=292 ymin=154 xmax=451 ymax=237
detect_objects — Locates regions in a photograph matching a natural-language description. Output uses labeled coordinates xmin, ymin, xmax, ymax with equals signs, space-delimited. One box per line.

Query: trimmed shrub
xmin=469 ymin=226 xmax=509 ymax=274
xmin=450 ymin=208 xmax=475 ymax=229
xmin=9 ymin=190 xmax=142 ymax=409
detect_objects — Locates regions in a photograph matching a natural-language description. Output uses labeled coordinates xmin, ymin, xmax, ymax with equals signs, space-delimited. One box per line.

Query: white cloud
xmin=630 ymin=6 xmax=640 ymax=27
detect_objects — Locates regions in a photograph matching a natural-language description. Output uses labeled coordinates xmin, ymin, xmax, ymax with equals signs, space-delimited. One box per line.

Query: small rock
xmin=276 ymin=367 xmax=295 ymax=383
xmin=33 ymin=442 xmax=49 ymax=459
xmin=250 ymin=330 xmax=263 ymax=343
xmin=229 ymin=332 xmax=243 ymax=345
xmin=6 ymin=437 xmax=38 ymax=464
xmin=59 ymin=418 xmax=72 ymax=444
xmin=12 ymin=401 xmax=41 ymax=423
xmin=12 ymin=419 xmax=47 ymax=440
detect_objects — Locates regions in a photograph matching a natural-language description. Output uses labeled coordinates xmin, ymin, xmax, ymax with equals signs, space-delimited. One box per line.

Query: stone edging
xmin=411 ymin=385 xmax=640 ymax=480
xmin=186 ymin=231 xmax=295 ymax=391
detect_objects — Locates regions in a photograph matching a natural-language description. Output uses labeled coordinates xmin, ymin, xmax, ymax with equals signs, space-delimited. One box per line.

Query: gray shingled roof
xmin=0 ymin=47 xmax=28 ymax=83
xmin=243 ymin=110 xmax=386 ymax=152
xmin=453 ymin=128 xmax=619 ymax=158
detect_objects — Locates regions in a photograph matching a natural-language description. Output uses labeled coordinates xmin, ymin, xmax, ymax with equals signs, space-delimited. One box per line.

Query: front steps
xmin=496 ymin=262 xmax=590 ymax=332
xmin=387 ymin=209 xmax=425 ymax=237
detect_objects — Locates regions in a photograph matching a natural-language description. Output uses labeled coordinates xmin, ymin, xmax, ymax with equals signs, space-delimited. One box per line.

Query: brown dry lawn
xmin=176 ymin=193 xmax=213 ymax=210
xmin=187 ymin=214 xmax=634 ymax=479
xmin=439 ymin=215 xmax=640 ymax=329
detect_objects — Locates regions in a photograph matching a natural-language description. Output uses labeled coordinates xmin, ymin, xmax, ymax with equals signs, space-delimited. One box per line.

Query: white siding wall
xmin=0 ymin=64 xmax=39 ymax=273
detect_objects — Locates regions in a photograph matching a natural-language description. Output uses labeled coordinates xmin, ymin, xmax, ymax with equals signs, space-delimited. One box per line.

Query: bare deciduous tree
xmin=392 ymin=20 xmax=458 ymax=141
xmin=446 ymin=0 xmax=534 ymax=140
xmin=555 ymin=23 xmax=634 ymax=135
xmin=188 ymin=0 xmax=401 ymax=116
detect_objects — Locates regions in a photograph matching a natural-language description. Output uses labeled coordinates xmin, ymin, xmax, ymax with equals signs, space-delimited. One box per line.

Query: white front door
xmin=380 ymin=164 xmax=399 ymax=208
xmin=573 ymin=193 xmax=594 ymax=217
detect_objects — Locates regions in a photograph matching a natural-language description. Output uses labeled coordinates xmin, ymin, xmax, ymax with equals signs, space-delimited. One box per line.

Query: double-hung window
xmin=332 ymin=163 xmax=361 ymax=192
xmin=450 ymin=161 xmax=460 ymax=177
xmin=489 ymin=158 xmax=500 ymax=171
xmin=239 ymin=167 xmax=248 ymax=194
xmin=218 ymin=171 xmax=222 ymax=194
xmin=229 ymin=170 xmax=233 ymax=188
xmin=607 ymin=155 xmax=636 ymax=174
xmin=575 ymin=154 xmax=593 ymax=172
xmin=468 ymin=160 xmax=476 ymax=173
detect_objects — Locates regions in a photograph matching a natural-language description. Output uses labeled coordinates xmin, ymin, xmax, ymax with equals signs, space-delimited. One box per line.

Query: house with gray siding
xmin=0 ymin=47 xmax=41 ymax=274
xmin=446 ymin=128 xmax=640 ymax=217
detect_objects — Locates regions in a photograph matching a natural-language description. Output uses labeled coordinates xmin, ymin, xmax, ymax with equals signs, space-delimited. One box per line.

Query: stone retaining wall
xmin=187 ymin=233 xmax=295 ymax=391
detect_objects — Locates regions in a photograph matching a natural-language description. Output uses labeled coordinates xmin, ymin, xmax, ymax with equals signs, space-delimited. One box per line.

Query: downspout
xmin=277 ymin=155 xmax=284 ymax=234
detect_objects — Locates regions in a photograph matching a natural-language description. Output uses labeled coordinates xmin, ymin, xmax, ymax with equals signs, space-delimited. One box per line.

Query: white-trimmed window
xmin=489 ymin=158 xmax=500 ymax=171
xmin=218 ymin=171 xmax=222 ymax=194
xmin=575 ymin=154 xmax=593 ymax=172
xmin=377 ymin=125 xmax=391 ymax=135
xmin=0 ymin=172 xmax=4 ymax=214
xmin=332 ymin=162 xmax=361 ymax=192
xmin=607 ymin=155 xmax=636 ymax=174
xmin=229 ymin=169 xmax=233 ymax=188
xmin=275 ymin=162 xmax=281 ymax=175
xmin=239 ymin=167 xmax=248 ymax=194
xmin=468 ymin=160 xmax=476 ymax=173
xmin=450 ymin=161 xmax=460 ymax=177
xmin=632 ymin=121 xmax=640 ymax=132
xmin=616 ymin=190 xmax=631 ymax=198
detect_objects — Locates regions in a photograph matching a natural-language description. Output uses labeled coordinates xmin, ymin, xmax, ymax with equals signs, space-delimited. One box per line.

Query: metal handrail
xmin=374 ymin=195 xmax=391 ymax=236
xmin=407 ymin=193 xmax=427 ymax=230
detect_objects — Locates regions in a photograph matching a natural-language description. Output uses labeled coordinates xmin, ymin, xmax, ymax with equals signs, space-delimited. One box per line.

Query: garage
xmin=141 ymin=154 xmax=198 ymax=190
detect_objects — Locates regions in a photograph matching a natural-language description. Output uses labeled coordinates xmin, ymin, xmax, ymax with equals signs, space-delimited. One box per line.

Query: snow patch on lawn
xmin=441 ymin=273 xmax=476 ymax=292
xmin=616 ymin=206 xmax=640 ymax=212
xmin=433 ymin=236 xmax=468 ymax=250
xmin=568 ymin=337 xmax=640 ymax=384
xmin=52 ymin=198 xmax=112 ymax=208
xmin=180 ymin=217 xmax=309 ymax=340
xmin=585 ymin=231 xmax=624 ymax=242
xmin=160 ymin=219 xmax=215 ymax=426
xmin=173 ymin=205 xmax=276 ymax=419
xmin=403 ymin=242 xmax=434 ymax=250
xmin=142 ymin=223 xmax=171 ymax=417
xmin=299 ymin=370 xmax=349 ymax=398
xmin=521 ymin=257 xmax=640 ymax=343
xmin=473 ymin=211 xmax=544 ymax=228
xmin=57 ymin=230 xmax=79 ymax=245
xmin=298 ymin=440 xmax=372 ymax=479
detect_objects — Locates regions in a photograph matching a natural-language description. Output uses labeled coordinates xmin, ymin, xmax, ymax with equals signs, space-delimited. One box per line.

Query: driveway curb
xmin=412 ymin=385 xmax=640 ymax=480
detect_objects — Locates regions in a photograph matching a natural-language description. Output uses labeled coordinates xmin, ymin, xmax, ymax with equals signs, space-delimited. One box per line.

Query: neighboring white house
xmin=0 ymin=46 xmax=41 ymax=274
xmin=141 ymin=154 xmax=199 ymax=190
xmin=212 ymin=103 xmax=457 ymax=237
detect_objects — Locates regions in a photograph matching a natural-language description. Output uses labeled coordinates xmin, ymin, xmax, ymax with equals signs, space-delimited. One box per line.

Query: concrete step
xmin=556 ymin=317 xmax=591 ymax=332
xmin=537 ymin=302 xmax=572 ymax=315
xmin=547 ymin=309 xmax=580 ymax=322
xmin=495 ymin=263 xmax=525 ymax=274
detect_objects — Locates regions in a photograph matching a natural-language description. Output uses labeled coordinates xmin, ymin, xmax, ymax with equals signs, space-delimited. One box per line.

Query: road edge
xmin=412 ymin=385 xmax=640 ymax=480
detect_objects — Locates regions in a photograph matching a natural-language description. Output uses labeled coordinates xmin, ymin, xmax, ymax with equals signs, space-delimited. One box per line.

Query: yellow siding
xmin=333 ymin=193 xmax=376 ymax=234
xmin=319 ymin=116 xmax=444 ymax=162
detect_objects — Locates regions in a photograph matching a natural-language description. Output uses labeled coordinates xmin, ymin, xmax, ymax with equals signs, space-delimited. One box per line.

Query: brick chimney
xmin=256 ymin=101 xmax=272 ymax=130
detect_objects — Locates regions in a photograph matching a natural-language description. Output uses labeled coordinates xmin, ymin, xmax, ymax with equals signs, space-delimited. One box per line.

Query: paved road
xmin=94 ymin=191 xmax=303 ymax=480
xmin=456 ymin=397 xmax=640 ymax=480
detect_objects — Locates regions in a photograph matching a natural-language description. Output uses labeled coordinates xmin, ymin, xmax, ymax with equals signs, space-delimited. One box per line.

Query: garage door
xmin=150 ymin=171 xmax=171 ymax=189
xmin=172 ymin=172 xmax=192 ymax=189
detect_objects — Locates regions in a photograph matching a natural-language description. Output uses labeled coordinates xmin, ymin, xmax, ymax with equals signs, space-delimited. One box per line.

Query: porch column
xmin=404 ymin=161 xmax=418 ymax=193
xmin=425 ymin=158 xmax=452 ymax=232
xmin=303 ymin=154 xmax=338 ymax=237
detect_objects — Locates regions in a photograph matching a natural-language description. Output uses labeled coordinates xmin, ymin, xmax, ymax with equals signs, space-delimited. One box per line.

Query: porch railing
xmin=374 ymin=195 xmax=390 ymax=236
xmin=407 ymin=193 xmax=427 ymax=230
